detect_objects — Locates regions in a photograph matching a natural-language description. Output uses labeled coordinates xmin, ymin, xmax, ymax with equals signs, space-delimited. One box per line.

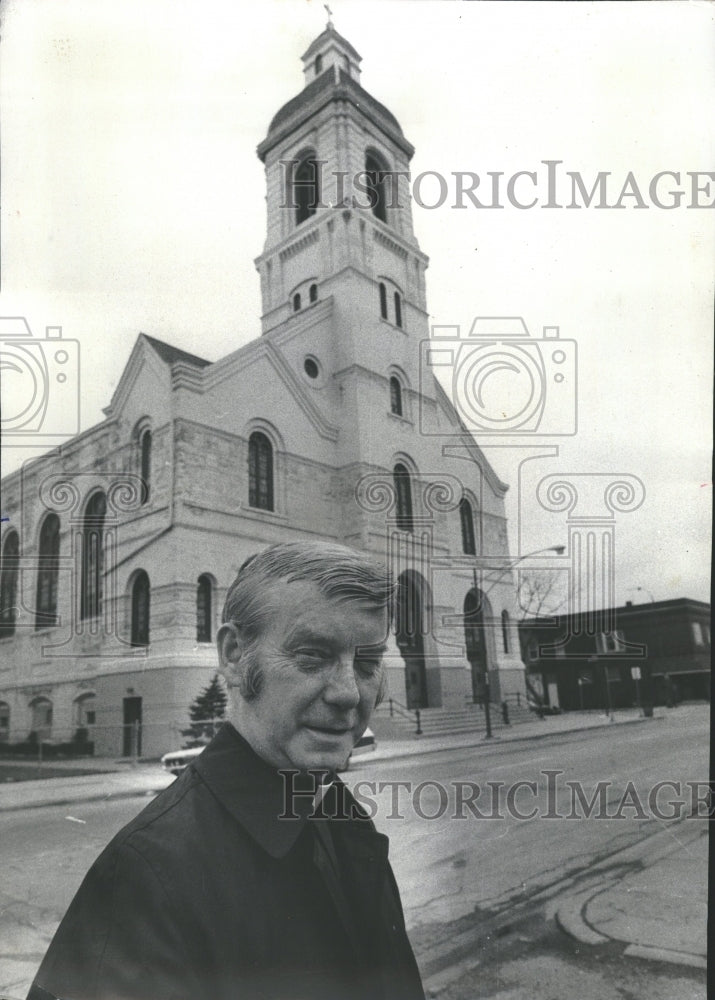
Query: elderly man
xmin=28 ymin=541 xmax=425 ymax=1000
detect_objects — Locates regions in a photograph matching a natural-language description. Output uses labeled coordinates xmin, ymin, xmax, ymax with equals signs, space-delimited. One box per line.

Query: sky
xmin=0 ymin=0 xmax=712 ymax=605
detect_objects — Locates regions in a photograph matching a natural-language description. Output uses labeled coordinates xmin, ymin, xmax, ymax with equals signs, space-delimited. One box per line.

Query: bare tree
xmin=516 ymin=570 xmax=569 ymax=712
xmin=516 ymin=569 xmax=568 ymax=622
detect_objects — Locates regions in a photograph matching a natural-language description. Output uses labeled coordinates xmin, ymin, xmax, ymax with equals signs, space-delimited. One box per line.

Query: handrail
xmin=386 ymin=697 xmax=422 ymax=735
xmin=464 ymin=691 xmax=532 ymax=708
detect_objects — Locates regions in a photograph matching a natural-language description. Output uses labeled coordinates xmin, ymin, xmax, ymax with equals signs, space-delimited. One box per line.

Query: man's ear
xmin=216 ymin=622 xmax=244 ymax=686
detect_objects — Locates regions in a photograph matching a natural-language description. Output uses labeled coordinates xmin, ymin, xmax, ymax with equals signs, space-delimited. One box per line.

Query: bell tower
xmin=254 ymin=19 xmax=429 ymax=378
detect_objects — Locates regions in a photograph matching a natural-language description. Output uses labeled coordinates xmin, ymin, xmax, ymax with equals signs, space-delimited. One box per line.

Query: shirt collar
xmin=193 ymin=723 xmax=336 ymax=858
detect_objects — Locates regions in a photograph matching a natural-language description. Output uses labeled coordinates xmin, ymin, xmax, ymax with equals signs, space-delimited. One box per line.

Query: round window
xmin=304 ymin=357 xmax=319 ymax=379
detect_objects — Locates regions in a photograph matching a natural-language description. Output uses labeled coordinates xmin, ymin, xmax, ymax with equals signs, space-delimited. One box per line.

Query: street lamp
xmin=471 ymin=544 xmax=566 ymax=738
xmin=627 ymin=587 xmax=656 ymax=717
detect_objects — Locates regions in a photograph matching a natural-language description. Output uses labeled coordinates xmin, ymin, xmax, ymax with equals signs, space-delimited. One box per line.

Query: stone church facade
xmin=0 ymin=25 xmax=527 ymax=757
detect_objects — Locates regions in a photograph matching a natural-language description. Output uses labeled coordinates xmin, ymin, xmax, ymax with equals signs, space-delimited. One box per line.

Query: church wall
xmin=1 ymin=27 xmax=529 ymax=746
xmin=172 ymin=419 xmax=342 ymax=540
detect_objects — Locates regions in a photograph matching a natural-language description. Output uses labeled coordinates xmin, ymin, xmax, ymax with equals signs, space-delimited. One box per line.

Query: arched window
xmin=196 ymin=574 xmax=212 ymax=643
xmin=379 ymin=282 xmax=388 ymax=319
xmin=501 ymin=610 xmax=511 ymax=653
xmin=389 ymin=376 xmax=403 ymax=416
xmin=35 ymin=513 xmax=60 ymax=629
xmin=314 ymin=54 xmax=323 ymax=76
xmin=394 ymin=292 xmax=403 ymax=328
xmin=0 ymin=530 xmax=20 ymax=638
xmin=131 ymin=571 xmax=150 ymax=647
xmin=293 ymin=292 xmax=302 ymax=312
xmin=140 ymin=429 xmax=152 ymax=505
xmin=0 ymin=701 xmax=9 ymax=742
xmin=365 ymin=151 xmax=388 ymax=223
xmin=294 ymin=153 xmax=320 ymax=226
xmin=309 ymin=283 xmax=318 ymax=304
xmin=81 ymin=492 xmax=106 ymax=620
xmin=73 ymin=693 xmax=96 ymax=729
xmin=393 ymin=463 xmax=414 ymax=533
xmin=459 ymin=498 xmax=476 ymax=556
xmin=248 ymin=432 xmax=274 ymax=511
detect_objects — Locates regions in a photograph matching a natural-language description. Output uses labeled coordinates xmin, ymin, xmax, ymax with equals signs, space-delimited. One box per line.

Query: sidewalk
xmin=0 ymin=708 xmax=660 ymax=813
xmin=554 ymin=810 xmax=708 ymax=970
xmin=366 ymin=706 xmax=658 ymax=763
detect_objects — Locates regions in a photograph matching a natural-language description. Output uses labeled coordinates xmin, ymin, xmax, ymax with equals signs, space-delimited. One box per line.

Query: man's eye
xmin=355 ymin=657 xmax=381 ymax=675
xmin=296 ymin=649 xmax=329 ymax=663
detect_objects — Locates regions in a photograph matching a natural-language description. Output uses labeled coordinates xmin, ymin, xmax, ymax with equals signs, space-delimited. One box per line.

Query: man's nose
xmin=323 ymin=654 xmax=360 ymax=708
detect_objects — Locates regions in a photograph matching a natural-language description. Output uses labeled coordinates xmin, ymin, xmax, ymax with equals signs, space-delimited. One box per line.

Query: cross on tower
xmin=324 ymin=4 xmax=333 ymax=27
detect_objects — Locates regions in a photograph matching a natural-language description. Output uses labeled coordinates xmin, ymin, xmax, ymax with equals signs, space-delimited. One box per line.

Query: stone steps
xmin=371 ymin=701 xmax=538 ymax=739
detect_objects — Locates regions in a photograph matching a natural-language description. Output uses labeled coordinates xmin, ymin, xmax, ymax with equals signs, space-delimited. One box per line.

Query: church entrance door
xmin=464 ymin=588 xmax=489 ymax=703
xmin=396 ymin=572 xmax=428 ymax=709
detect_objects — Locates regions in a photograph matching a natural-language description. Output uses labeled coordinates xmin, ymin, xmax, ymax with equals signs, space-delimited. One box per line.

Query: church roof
xmin=261 ymin=68 xmax=411 ymax=160
xmin=141 ymin=333 xmax=212 ymax=368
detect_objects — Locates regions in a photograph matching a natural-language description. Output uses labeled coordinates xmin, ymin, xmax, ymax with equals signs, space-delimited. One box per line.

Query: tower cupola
xmin=255 ymin=20 xmax=429 ymax=342
xmin=301 ymin=21 xmax=362 ymax=86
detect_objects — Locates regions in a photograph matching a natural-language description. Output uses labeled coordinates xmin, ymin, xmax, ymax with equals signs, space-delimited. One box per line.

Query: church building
xmin=0 ymin=23 xmax=527 ymax=756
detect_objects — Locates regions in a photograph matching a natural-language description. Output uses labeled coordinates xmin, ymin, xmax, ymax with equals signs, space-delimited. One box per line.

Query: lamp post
xmin=627 ymin=586 xmax=656 ymax=716
xmin=628 ymin=586 xmax=655 ymax=603
xmin=471 ymin=545 xmax=566 ymax=739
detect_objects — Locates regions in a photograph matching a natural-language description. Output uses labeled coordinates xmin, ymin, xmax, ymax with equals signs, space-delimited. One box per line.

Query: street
xmin=0 ymin=706 xmax=709 ymax=999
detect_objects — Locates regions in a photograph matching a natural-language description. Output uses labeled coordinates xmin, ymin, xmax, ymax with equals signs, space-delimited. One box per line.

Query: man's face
xmin=225 ymin=580 xmax=388 ymax=772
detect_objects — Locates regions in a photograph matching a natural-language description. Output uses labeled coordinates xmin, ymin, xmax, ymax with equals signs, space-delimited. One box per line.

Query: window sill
xmin=243 ymin=505 xmax=287 ymax=524
xmin=387 ymin=411 xmax=413 ymax=427
xmin=379 ymin=318 xmax=407 ymax=334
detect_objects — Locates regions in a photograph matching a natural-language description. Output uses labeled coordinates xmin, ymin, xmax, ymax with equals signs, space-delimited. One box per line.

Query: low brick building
xmin=519 ymin=598 xmax=711 ymax=712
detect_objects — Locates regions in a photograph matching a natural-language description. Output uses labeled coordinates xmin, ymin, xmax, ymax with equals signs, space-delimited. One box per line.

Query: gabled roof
xmin=141 ymin=334 xmax=211 ymax=369
xmin=103 ymin=333 xmax=212 ymax=418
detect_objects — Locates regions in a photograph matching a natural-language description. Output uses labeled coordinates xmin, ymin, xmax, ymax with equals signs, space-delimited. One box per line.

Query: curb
xmin=365 ymin=713 xmax=658 ymax=766
xmin=554 ymin=822 xmax=708 ymax=972
xmin=555 ymin=891 xmax=608 ymax=946
xmin=623 ymin=944 xmax=707 ymax=969
xmin=0 ymin=784 xmax=170 ymax=814
xmin=557 ymin=891 xmax=708 ymax=970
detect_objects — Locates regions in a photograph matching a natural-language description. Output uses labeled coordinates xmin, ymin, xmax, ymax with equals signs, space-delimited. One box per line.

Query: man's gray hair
xmin=222 ymin=540 xmax=394 ymax=639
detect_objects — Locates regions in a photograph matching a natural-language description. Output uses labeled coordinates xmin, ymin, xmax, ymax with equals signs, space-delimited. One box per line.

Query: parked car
xmin=160 ymin=745 xmax=205 ymax=776
xmin=350 ymin=727 xmax=376 ymax=757
xmin=337 ymin=728 xmax=376 ymax=772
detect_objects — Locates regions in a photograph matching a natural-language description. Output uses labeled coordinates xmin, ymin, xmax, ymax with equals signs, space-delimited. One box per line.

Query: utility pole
xmin=472 ymin=567 xmax=493 ymax=739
